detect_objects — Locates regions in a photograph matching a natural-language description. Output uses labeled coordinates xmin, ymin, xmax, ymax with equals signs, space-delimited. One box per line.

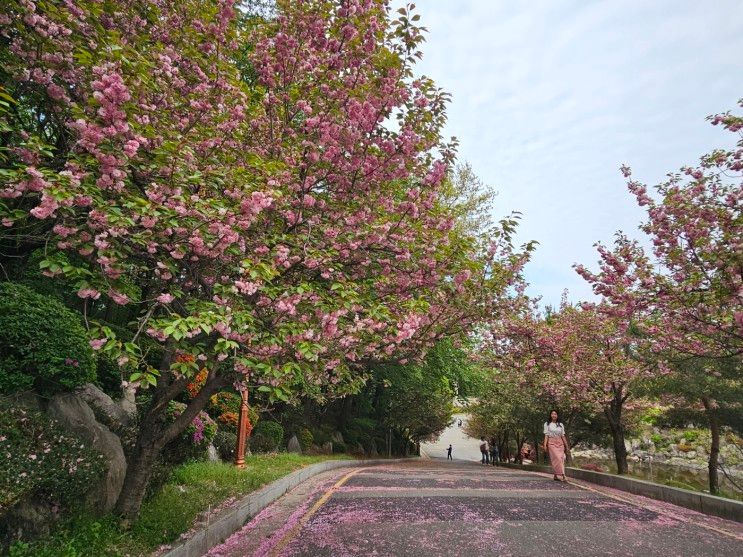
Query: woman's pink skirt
xmin=547 ymin=437 xmax=566 ymax=476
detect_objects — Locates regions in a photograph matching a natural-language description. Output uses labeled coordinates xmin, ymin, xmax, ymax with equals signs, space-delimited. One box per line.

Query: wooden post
xmin=234 ymin=388 xmax=249 ymax=468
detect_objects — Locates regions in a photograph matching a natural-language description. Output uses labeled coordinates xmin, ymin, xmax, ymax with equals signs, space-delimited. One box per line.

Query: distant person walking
xmin=480 ymin=437 xmax=489 ymax=465
xmin=447 ymin=444 xmax=453 ymax=460
xmin=489 ymin=438 xmax=498 ymax=465
xmin=543 ymin=410 xmax=569 ymax=481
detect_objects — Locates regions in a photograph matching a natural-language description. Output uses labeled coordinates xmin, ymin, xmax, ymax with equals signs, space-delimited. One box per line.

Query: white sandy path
xmin=420 ymin=412 xmax=484 ymax=462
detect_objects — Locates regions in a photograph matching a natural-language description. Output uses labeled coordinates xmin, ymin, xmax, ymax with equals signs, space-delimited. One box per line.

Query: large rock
xmin=47 ymin=392 xmax=126 ymax=512
xmin=321 ymin=441 xmax=333 ymax=455
xmin=287 ymin=434 xmax=302 ymax=454
xmin=0 ymin=497 xmax=56 ymax=544
xmin=331 ymin=431 xmax=344 ymax=444
xmin=368 ymin=439 xmax=379 ymax=457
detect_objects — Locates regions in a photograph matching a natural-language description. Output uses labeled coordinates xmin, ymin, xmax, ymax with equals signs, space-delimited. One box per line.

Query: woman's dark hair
xmin=546 ymin=410 xmax=562 ymax=427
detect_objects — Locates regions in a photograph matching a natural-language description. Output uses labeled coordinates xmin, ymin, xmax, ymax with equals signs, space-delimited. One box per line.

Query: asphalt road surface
xmin=207 ymin=459 xmax=743 ymax=557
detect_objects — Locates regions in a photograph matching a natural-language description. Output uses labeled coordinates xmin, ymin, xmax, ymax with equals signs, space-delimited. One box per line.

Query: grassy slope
xmin=9 ymin=454 xmax=347 ymax=557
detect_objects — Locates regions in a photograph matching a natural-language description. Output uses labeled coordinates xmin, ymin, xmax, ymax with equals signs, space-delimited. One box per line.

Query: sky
xmin=403 ymin=0 xmax=743 ymax=308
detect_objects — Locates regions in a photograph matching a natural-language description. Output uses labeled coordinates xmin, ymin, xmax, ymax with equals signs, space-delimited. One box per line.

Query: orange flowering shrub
xmin=185 ymin=367 xmax=208 ymax=399
xmin=218 ymin=411 xmax=239 ymax=430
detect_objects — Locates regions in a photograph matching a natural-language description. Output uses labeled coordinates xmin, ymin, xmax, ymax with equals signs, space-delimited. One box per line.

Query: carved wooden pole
xmin=234 ymin=387 xmax=250 ymax=468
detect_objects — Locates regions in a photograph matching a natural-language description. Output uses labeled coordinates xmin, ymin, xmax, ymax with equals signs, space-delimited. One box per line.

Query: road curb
xmin=161 ymin=458 xmax=410 ymax=557
xmin=495 ymin=462 xmax=743 ymax=523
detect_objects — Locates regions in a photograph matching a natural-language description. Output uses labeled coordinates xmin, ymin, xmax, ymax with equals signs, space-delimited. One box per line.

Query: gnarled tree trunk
xmin=114 ymin=365 xmax=228 ymax=521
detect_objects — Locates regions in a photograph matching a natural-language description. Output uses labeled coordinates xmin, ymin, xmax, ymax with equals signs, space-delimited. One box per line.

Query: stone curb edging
xmin=161 ymin=458 xmax=409 ymax=557
xmin=495 ymin=462 xmax=743 ymax=523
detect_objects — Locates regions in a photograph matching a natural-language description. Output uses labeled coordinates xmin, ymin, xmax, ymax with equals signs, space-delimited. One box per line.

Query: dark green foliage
xmin=332 ymin=441 xmax=346 ymax=454
xmin=250 ymin=420 xmax=284 ymax=452
xmin=0 ymin=282 xmax=96 ymax=395
xmin=6 ymin=514 xmax=126 ymax=557
xmin=161 ymin=402 xmax=217 ymax=464
xmin=0 ymin=400 xmax=106 ymax=514
xmin=342 ymin=417 xmax=377 ymax=448
xmin=214 ymin=430 xmax=237 ymax=461
xmin=144 ymin=459 xmax=173 ymax=500
xmin=297 ymin=428 xmax=314 ymax=451
xmin=311 ymin=425 xmax=333 ymax=446
xmin=95 ymin=352 xmax=123 ymax=400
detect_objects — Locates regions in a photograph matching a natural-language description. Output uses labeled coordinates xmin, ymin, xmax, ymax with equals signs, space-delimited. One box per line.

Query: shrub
xmin=297 ymin=428 xmax=314 ymax=451
xmin=217 ymin=412 xmax=239 ymax=431
xmin=166 ymin=402 xmax=217 ymax=445
xmin=682 ymin=429 xmax=701 ymax=443
xmin=213 ymin=431 xmax=238 ymax=461
xmin=162 ymin=402 xmax=218 ymax=463
xmin=185 ymin=367 xmax=208 ymax=399
xmin=650 ymin=433 xmax=668 ymax=448
xmin=94 ymin=352 xmax=123 ymax=400
xmin=0 ymin=282 xmax=96 ymax=395
xmin=640 ymin=406 xmax=663 ymax=426
xmin=250 ymin=420 xmax=284 ymax=453
xmin=342 ymin=417 xmax=376 ymax=449
xmin=312 ymin=425 xmax=333 ymax=446
xmin=208 ymin=392 xmax=259 ymax=434
xmin=0 ymin=402 xmax=106 ymax=511
xmin=209 ymin=392 xmax=241 ymax=416
xmin=332 ymin=442 xmax=346 ymax=454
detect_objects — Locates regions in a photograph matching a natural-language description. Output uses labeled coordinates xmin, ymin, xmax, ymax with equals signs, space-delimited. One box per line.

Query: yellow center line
xmin=267 ymin=467 xmax=367 ymax=557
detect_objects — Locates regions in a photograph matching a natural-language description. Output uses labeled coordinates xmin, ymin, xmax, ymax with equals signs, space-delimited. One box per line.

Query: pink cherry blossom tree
xmin=1 ymin=0 xmax=530 ymax=518
xmin=575 ymin=102 xmax=743 ymax=492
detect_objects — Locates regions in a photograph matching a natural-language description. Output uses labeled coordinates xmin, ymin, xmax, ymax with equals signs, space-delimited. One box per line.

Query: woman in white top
xmin=542 ymin=410 xmax=569 ymax=481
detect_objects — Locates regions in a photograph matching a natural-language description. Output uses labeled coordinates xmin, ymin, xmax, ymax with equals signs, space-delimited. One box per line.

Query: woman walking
xmin=542 ymin=410 xmax=569 ymax=481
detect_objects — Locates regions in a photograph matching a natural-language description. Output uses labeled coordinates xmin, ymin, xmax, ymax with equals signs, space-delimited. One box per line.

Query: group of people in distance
xmin=478 ymin=437 xmax=499 ymax=465
xmin=445 ymin=409 xmax=571 ymax=483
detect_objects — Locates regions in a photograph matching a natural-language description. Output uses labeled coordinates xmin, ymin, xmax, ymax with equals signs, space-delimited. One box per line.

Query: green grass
xmin=8 ymin=454 xmax=349 ymax=557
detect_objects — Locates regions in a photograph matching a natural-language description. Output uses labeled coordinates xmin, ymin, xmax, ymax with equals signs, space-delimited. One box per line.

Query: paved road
xmin=420 ymin=412 xmax=484 ymax=462
xmin=208 ymin=460 xmax=743 ymax=557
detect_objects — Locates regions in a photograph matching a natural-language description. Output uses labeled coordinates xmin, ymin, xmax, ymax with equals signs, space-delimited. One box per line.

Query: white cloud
xmin=404 ymin=0 xmax=743 ymax=306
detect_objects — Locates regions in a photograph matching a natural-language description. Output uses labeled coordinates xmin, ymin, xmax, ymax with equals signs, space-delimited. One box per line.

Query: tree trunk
xmin=701 ymin=396 xmax=720 ymax=495
xmin=114 ymin=430 xmax=165 ymax=523
xmin=604 ymin=383 xmax=628 ymax=475
xmin=515 ymin=433 xmax=523 ymax=464
xmin=114 ymin=369 xmax=228 ymax=520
